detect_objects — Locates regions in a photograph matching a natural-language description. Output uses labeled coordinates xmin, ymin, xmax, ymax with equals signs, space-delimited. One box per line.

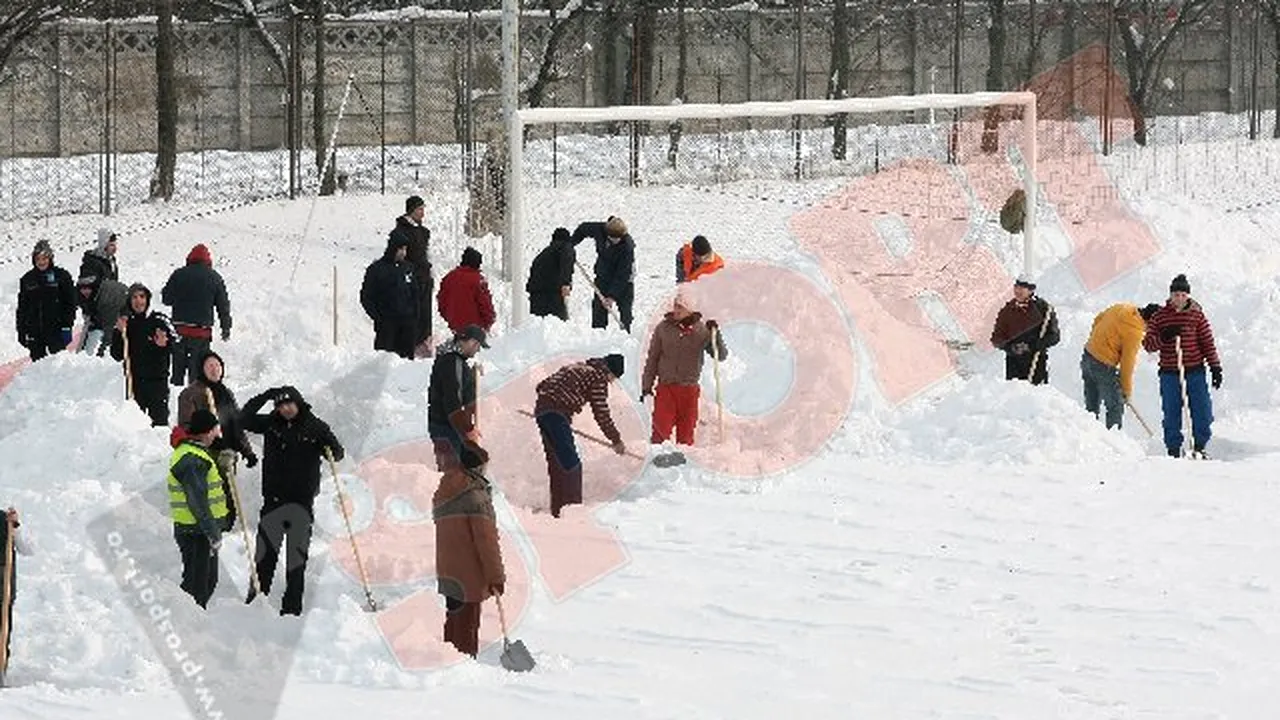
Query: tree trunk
xmin=667 ymin=0 xmax=687 ymax=168
xmin=981 ymin=0 xmax=1006 ymax=154
xmin=829 ymin=0 xmax=850 ymax=160
xmin=1274 ymin=11 xmax=1280 ymax=138
xmin=150 ymin=0 xmax=177 ymax=201
xmin=313 ymin=1 xmax=336 ymax=196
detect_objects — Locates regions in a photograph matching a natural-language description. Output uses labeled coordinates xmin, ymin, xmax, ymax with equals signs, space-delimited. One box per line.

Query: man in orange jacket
xmin=675 ymin=236 xmax=724 ymax=284
xmin=1081 ymin=302 xmax=1161 ymax=429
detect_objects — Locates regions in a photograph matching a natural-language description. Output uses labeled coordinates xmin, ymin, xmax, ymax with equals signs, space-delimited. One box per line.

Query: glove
xmin=244 ymin=452 xmax=259 ymax=469
xmin=60 ymin=327 xmax=73 ymax=347
xmin=221 ymin=327 xmax=231 ymax=341
xmin=1160 ymin=325 xmax=1183 ymax=342
xmin=706 ymin=319 xmax=719 ymax=332
xmin=611 ymin=440 xmax=627 ymax=456
xmin=17 ymin=333 xmax=30 ymax=348
xmin=1011 ymin=342 xmax=1030 ymax=356
xmin=1211 ymin=365 xmax=1222 ymax=390
xmin=640 ymin=390 xmax=651 ymax=402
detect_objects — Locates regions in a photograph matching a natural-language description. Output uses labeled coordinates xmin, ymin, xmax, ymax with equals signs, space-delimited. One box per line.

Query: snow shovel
xmin=1175 ymin=336 xmax=1195 ymax=458
xmin=206 ymin=389 xmax=262 ymax=599
xmin=573 ymin=258 xmax=625 ymax=329
xmin=1026 ymin=303 xmax=1055 ymax=384
xmin=710 ymin=325 xmax=725 ymax=443
xmin=123 ymin=328 xmax=134 ymax=401
xmin=1124 ymin=399 xmax=1155 ymax=439
xmin=494 ymin=593 xmax=535 ymax=672
xmin=326 ymin=447 xmax=379 ymax=612
xmin=0 ymin=512 xmax=14 ymax=687
xmin=516 ymin=409 xmax=645 ymax=460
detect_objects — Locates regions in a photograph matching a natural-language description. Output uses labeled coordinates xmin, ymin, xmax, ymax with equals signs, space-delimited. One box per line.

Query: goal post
xmin=504 ymin=90 xmax=1039 ymax=327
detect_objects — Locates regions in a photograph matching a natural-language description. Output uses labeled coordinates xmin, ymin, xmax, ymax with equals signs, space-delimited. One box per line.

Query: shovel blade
xmin=500 ymin=639 xmax=536 ymax=672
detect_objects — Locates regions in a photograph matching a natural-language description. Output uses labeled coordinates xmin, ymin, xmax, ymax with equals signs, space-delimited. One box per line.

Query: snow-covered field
xmin=3 ymin=116 xmax=1280 ymax=719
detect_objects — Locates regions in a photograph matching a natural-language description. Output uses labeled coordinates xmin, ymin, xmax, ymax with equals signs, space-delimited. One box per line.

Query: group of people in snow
xmin=991 ymin=273 xmax=1223 ymax=459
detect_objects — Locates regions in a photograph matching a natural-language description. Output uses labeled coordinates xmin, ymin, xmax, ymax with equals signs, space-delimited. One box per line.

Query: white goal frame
xmin=504 ymin=91 xmax=1038 ymax=327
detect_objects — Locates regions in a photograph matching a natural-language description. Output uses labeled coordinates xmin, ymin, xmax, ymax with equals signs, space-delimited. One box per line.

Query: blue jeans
xmin=536 ymin=412 xmax=582 ymax=516
xmin=1081 ymin=350 xmax=1124 ymax=429
xmin=1159 ymin=367 xmax=1213 ymax=453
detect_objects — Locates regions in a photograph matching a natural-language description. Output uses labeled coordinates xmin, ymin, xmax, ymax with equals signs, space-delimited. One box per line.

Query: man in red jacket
xmin=1142 ymin=273 xmax=1223 ymax=458
xmin=436 ymin=247 xmax=496 ymax=334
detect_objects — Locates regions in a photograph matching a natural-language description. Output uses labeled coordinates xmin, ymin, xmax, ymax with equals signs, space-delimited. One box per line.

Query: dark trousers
xmin=529 ymin=293 xmax=568 ymax=321
xmin=171 ymin=336 xmax=210 ymax=387
xmin=1005 ymin=348 xmax=1049 ymax=385
xmin=1159 ymin=367 xmax=1213 ymax=454
xmin=253 ymin=499 xmax=314 ymax=615
xmin=443 ymin=595 xmax=482 ymax=657
xmin=133 ymin=378 xmax=170 ymax=427
xmin=175 ymin=531 xmax=219 ymax=609
xmin=27 ymin=329 xmax=68 ymax=362
xmin=416 ymin=279 xmax=434 ymax=346
xmin=536 ymin=411 xmax=583 ymax=517
xmin=374 ymin=320 xmax=417 ymax=360
xmin=1081 ymin=350 xmax=1125 ymax=429
xmin=428 ymin=421 xmax=466 ymax=471
xmin=591 ymin=284 xmax=634 ymax=332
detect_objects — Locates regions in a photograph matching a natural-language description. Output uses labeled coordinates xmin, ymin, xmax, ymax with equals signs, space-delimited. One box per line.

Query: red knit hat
xmin=187 ymin=244 xmax=212 ymax=266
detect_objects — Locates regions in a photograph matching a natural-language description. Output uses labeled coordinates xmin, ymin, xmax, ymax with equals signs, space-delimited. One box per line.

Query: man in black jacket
xmin=240 ymin=386 xmax=344 ymax=616
xmin=390 ymin=195 xmax=434 ymax=356
xmin=360 ymin=234 xmax=420 ymax=360
xmin=80 ymin=228 xmax=119 ymax=283
xmin=427 ymin=325 xmax=488 ymax=469
xmin=572 ymin=216 xmax=636 ymax=332
xmin=162 ymin=244 xmax=232 ymax=387
xmin=526 ymin=227 xmax=579 ymax=321
xmin=16 ymin=240 xmax=77 ymax=362
xmin=111 ymin=284 xmax=176 ymax=426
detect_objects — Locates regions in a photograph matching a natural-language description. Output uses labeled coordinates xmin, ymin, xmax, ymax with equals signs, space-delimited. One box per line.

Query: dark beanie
xmin=691 ymin=235 xmax=712 ymax=256
xmin=405 ymin=195 xmax=425 ymax=213
xmin=461 ymin=246 xmax=482 ymax=269
xmin=552 ymin=227 xmax=571 ymax=244
xmin=186 ymin=408 xmax=220 ymax=435
xmin=1170 ymin=274 xmax=1191 ymax=293
xmin=1139 ymin=303 xmax=1162 ymax=321
xmin=603 ymin=353 xmax=624 ymax=378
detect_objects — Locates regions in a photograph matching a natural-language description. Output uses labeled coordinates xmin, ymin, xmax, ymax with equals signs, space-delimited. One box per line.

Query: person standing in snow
xmin=526 ymin=227 xmax=579 ymax=321
xmin=176 ymin=351 xmax=258 ymax=530
xmin=162 ymin=244 xmax=232 ymax=387
xmin=240 ymin=386 xmax=344 ymax=616
xmin=79 ymin=229 xmax=119 ymax=283
xmin=168 ymin=409 xmax=228 ymax=609
xmin=1142 ymin=274 xmax=1224 ymax=458
xmin=989 ymin=276 xmax=1060 ymax=385
xmin=111 ymin=284 xmax=177 ymax=427
xmin=1082 ymin=303 xmax=1161 ymax=430
xmin=432 ymin=444 xmax=505 ymax=658
xmin=390 ymin=195 xmax=434 ymax=357
xmin=427 ymin=325 xmax=489 ymax=469
xmin=533 ymin=354 xmax=627 ymax=518
xmin=16 ymin=240 xmax=77 ymax=362
xmin=1 ymin=507 xmax=34 ymax=672
xmin=360 ymin=233 xmax=420 ymax=360
xmin=572 ymin=217 xmax=636 ymax=332
xmin=437 ymin=247 xmax=496 ymax=335
xmin=75 ymin=274 xmax=130 ymax=357
xmin=675 ymin=235 xmax=724 ymax=284
xmin=640 ymin=294 xmax=728 ymax=458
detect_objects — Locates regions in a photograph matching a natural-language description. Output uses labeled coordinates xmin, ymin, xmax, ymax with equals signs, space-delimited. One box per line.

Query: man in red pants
xmin=640 ymin=294 xmax=728 ymax=463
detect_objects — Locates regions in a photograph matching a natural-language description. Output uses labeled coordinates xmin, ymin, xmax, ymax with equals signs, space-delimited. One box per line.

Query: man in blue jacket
xmin=162 ymin=244 xmax=232 ymax=387
xmin=572 ymin=216 xmax=635 ymax=333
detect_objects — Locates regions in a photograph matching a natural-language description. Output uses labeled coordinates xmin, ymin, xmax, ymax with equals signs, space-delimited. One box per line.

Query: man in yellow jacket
xmin=167 ymin=408 xmax=229 ymax=609
xmin=1081 ymin=303 xmax=1162 ymax=429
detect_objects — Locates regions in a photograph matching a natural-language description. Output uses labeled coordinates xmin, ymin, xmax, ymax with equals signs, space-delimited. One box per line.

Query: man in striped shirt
xmin=1142 ymin=274 xmax=1223 ymax=458
xmin=533 ymin=354 xmax=627 ymax=517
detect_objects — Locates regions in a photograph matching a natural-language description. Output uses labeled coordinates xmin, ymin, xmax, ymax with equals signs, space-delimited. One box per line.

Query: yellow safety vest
xmin=167 ymin=443 xmax=229 ymax=527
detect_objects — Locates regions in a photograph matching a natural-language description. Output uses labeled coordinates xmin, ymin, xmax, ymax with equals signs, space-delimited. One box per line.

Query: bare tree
xmin=151 ymin=0 xmax=178 ymax=200
xmin=0 ymin=2 xmax=95 ymax=79
xmin=1111 ymin=0 xmax=1218 ymax=145
xmin=312 ymin=0 xmax=337 ymax=195
xmin=524 ymin=0 xmax=591 ymax=108
xmin=1260 ymin=0 xmax=1280 ymax=137
xmin=828 ymin=0 xmax=852 ymax=159
xmin=206 ymin=0 xmax=290 ymax=75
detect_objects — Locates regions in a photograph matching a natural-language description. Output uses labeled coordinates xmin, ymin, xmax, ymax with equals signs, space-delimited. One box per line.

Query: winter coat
xmin=432 ymin=467 xmax=505 ymax=604
xmin=526 ymin=236 xmax=577 ymax=297
xmin=641 ymin=312 xmax=729 ymax=393
xmin=16 ymin=261 xmax=76 ymax=344
xmin=161 ymin=245 xmax=232 ymax=334
xmin=79 ymin=277 xmax=130 ymax=331
xmin=1085 ymin=303 xmax=1147 ymax=398
xmin=572 ymin=221 xmax=635 ymax=300
xmin=110 ymin=285 xmax=176 ymax=383
xmin=390 ymin=216 xmax=433 ymax=287
xmin=360 ymin=240 xmax=420 ymax=325
xmin=436 ymin=266 xmax=496 ymax=333
xmin=533 ymin=359 xmax=622 ymax=444
xmin=1142 ymin=298 xmax=1221 ymax=373
xmin=990 ymin=296 xmax=1060 ymax=354
xmin=79 ymin=229 xmax=119 ymax=282
xmin=176 ymin=351 xmax=255 ymax=461
xmin=675 ymin=245 xmax=724 ymax=283
xmin=240 ymin=387 xmax=344 ymax=506
xmin=427 ymin=340 xmax=477 ymax=434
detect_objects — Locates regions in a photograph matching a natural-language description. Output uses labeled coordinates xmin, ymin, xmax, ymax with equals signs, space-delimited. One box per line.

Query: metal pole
xmin=793 ymin=0 xmax=804 ymax=180
xmin=1103 ymin=2 xmax=1114 ymax=155
xmin=1023 ymin=96 xmax=1037 ymax=278
xmin=381 ymin=30 xmax=387 ymax=194
xmin=502 ymin=0 xmax=526 ymax=324
xmin=1251 ymin=1 xmax=1261 ymax=141
xmin=949 ymin=0 xmax=961 ymax=165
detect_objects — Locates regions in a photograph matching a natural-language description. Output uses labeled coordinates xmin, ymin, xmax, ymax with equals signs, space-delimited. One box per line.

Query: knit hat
xmin=273 ymin=386 xmax=303 ymax=407
xmin=1139 ymin=303 xmax=1162 ymax=321
xmin=691 ymin=235 xmax=712 ymax=256
xmin=187 ymin=244 xmax=212 ymax=266
xmin=605 ymin=216 xmax=627 ymax=238
xmin=186 ymin=408 xmax=220 ymax=436
xmin=461 ymin=246 xmax=482 ymax=269
xmin=552 ymin=227 xmax=571 ymax=244
xmin=77 ymin=274 xmax=99 ymax=289
xmin=405 ymin=195 xmax=425 ymax=214
xmin=1014 ymin=275 xmax=1036 ymax=291
xmin=32 ymin=240 xmax=53 ymax=262
xmin=603 ymin=353 xmax=625 ymax=378
xmin=1170 ymin=274 xmax=1191 ymax=293
xmin=97 ymin=228 xmax=116 ymax=252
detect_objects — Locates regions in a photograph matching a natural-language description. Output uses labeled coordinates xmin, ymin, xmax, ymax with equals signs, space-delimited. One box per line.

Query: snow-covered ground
xmin=2 ymin=116 xmax=1280 ymax=719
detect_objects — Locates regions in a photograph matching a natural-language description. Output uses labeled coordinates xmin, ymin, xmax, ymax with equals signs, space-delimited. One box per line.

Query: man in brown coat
xmin=989 ymin=275 xmax=1060 ymax=385
xmin=641 ymin=294 xmax=728 ymax=455
xmin=432 ymin=445 xmax=505 ymax=658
